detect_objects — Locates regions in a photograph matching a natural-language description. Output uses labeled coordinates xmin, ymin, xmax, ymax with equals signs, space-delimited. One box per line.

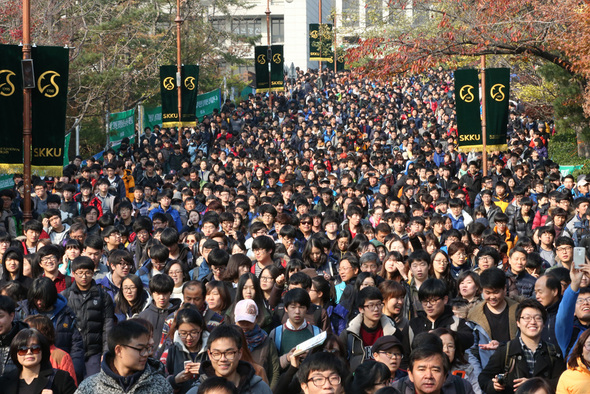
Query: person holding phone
xmin=161 ymin=306 xmax=208 ymax=394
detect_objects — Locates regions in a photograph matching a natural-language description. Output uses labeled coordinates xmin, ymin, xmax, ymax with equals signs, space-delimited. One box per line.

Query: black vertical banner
xmin=485 ymin=68 xmax=510 ymax=150
xmin=31 ymin=46 xmax=69 ymax=176
xmin=181 ymin=65 xmax=199 ymax=127
xmin=0 ymin=44 xmax=24 ymax=173
xmin=455 ymin=69 xmax=483 ymax=151
xmin=160 ymin=65 xmax=177 ymax=128
xmin=309 ymin=23 xmax=333 ymax=61
xmin=255 ymin=46 xmax=284 ymax=93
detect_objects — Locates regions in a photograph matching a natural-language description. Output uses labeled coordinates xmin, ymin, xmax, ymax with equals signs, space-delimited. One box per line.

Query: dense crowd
xmin=0 ymin=66 xmax=587 ymax=394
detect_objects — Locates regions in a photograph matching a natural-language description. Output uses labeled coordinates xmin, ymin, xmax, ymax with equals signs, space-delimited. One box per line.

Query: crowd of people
xmin=0 ymin=66 xmax=587 ymax=394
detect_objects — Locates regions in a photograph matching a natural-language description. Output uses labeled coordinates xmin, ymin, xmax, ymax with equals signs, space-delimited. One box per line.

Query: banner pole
xmin=22 ymin=0 xmax=33 ymax=222
xmin=76 ymin=122 xmax=80 ymax=156
xmin=105 ymin=111 xmax=110 ymax=149
xmin=319 ymin=0 xmax=322 ymax=70
xmin=480 ymin=55 xmax=487 ymax=175
xmin=175 ymin=0 xmax=183 ymax=147
xmin=265 ymin=0 xmax=272 ymax=109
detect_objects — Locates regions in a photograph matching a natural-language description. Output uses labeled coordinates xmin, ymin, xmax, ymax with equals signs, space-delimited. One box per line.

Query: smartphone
xmin=574 ymin=247 xmax=586 ymax=269
xmin=184 ymin=360 xmax=192 ymax=368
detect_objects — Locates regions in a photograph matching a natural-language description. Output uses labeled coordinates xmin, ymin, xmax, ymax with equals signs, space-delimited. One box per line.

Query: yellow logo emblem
xmin=459 ymin=85 xmax=475 ymax=103
xmin=272 ymin=53 xmax=281 ymax=64
xmin=490 ymin=84 xmax=506 ymax=102
xmin=184 ymin=76 xmax=196 ymax=90
xmin=0 ymin=70 xmax=16 ymax=97
xmin=257 ymin=54 xmax=266 ymax=65
xmin=163 ymin=77 xmax=175 ymax=90
xmin=310 ymin=30 xmax=319 ymax=39
xmin=38 ymin=71 xmax=60 ymax=98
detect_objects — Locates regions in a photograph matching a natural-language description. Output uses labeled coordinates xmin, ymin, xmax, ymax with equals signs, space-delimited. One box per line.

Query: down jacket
xmin=187 ymin=360 xmax=272 ymax=394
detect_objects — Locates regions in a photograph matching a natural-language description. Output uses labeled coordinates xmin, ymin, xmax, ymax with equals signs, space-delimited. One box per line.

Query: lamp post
xmin=22 ymin=0 xmax=32 ymax=222
xmin=318 ymin=0 xmax=322 ymax=70
xmin=266 ymin=0 xmax=272 ymax=109
xmin=175 ymin=0 xmax=184 ymax=147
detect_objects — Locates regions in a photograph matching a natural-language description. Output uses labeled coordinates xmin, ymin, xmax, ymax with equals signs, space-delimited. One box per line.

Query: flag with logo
xmin=485 ymin=68 xmax=510 ymax=151
xmin=0 ymin=45 xmax=24 ymax=173
xmin=328 ymin=49 xmax=345 ymax=71
xmin=108 ymin=109 xmax=136 ymax=149
xmin=31 ymin=46 xmax=69 ymax=176
xmin=455 ymin=69 xmax=483 ymax=151
xmin=254 ymin=45 xmax=284 ymax=93
xmin=309 ymin=23 xmax=333 ymax=61
xmin=159 ymin=65 xmax=199 ymax=128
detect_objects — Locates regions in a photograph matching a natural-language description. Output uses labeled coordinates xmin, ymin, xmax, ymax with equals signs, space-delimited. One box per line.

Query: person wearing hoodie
xmin=62 ymin=256 xmax=115 ymax=378
xmin=98 ymin=249 xmax=134 ymax=302
xmin=407 ymin=278 xmax=474 ymax=352
xmin=127 ymin=217 xmax=152 ymax=270
xmin=0 ymin=295 xmax=28 ymax=376
xmin=138 ymin=274 xmax=181 ymax=358
xmin=137 ymin=242 xmax=170 ymax=287
xmin=26 ymin=277 xmax=85 ymax=381
xmin=160 ymin=306 xmax=209 ymax=394
xmin=187 ymin=325 xmax=272 ymax=394
xmin=75 ymin=320 xmax=173 ymax=394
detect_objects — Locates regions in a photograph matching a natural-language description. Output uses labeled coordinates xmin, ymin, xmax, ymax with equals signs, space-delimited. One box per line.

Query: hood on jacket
xmin=346 ymin=312 xmax=397 ymax=336
xmin=51 ymin=293 xmax=68 ymax=318
xmin=173 ymin=330 xmax=209 ymax=358
xmin=199 ymin=360 xmax=261 ymax=392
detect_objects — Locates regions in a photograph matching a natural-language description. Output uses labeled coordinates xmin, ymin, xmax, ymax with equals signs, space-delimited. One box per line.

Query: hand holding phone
xmin=574 ymin=247 xmax=586 ymax=269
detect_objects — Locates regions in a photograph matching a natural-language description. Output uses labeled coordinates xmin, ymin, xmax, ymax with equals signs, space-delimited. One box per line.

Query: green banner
xmin=254 ymin=45 xmax=284 ymax=93
xmin=485 ymin=67 xmax=510 ymax=151
xmin=196 ymin=89 xmax=221 ymax=121
xmin=309 ymin=23 xmax=333 ymax=61
xmin=63 ymin=132 xmax=71 ymax=166
xmin=31 ymin=46 xmax=69 ymax=177
xmin=0 ymin=45 xmax=24 ymax=173
xmin=0 ymin=175 xmax=15 ymax=191
xmin=455 ymin=69 xmax=483 ymax=151
xmin=327 ymin=49 xmax=345 ymax=71
xmin=143 ymin=106 xmax=162 ymax=130
xmin=159 ymin=65 xmax=199 ymax=128
xmin=109 ymin=109 xmax=136 ymax=149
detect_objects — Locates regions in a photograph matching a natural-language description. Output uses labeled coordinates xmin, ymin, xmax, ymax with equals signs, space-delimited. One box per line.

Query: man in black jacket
xmin=0 ymin=296 xmax=28 ymax=376
xmin=62 ymin=256 xmax=115 ymax=378
xmin=479 ymin=299 xmax=566 ymax=393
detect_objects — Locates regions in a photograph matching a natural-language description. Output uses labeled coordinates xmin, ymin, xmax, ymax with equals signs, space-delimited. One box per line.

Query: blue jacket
xmin=97 ymin=273 xmax=120 ymax=302
xmin=149 ymin=205 xmax=183 ymax=232
xmin=556 ymin=285 xmax=589 ymax=356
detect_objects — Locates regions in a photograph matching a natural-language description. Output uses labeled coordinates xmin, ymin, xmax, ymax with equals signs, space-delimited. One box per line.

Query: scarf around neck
xmin=245 ymin=324 xmax=267 ymax=352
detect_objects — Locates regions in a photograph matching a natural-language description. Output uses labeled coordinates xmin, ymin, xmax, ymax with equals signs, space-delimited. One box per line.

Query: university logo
xmin=0 ymin=70 xmax=15 ymax=97
xmin=38 ymin=71 xmax=60 ymax=98
xmin=459 ymin=85 xmax=475 ymax=103
xmin=163 ymin=77 xmax=175 ymax=90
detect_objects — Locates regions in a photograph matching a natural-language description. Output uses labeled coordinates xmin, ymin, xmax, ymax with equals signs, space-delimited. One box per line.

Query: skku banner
xmin=455 ymin=69 xmax=483 ymax=151
xmin=0 ymin=44 xmax=24 ymax=173
xmin=309 ymin=23 xmax=333 ymax=61
xmin=159 ymin=65 xmax=199 ymax=128
xmin=254 ymin=45 xmax=284 ymax=93
xmin=485 ymin=67 xmax=510 ymax=151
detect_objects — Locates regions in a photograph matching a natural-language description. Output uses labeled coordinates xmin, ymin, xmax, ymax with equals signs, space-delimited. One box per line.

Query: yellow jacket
xmin=557 ymin=358 xmax=590 ymax=394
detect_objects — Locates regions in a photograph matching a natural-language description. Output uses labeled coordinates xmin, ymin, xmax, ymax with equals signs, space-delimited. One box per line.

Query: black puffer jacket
xmin=0 ymin=320 xmax=28 ymax=376
xmin=62 ymin=281 xmax=114 ymax=358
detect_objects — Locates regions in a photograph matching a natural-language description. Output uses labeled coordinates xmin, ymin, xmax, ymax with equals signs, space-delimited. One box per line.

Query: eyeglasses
xmin=378 ymin=351 xmax=403 ymax=359
xmin=556 ymin=246 xmax=573 ymax=252
xmin=123 ymin=344 xmax=152 ymax=356
xmin=307 ymin=375 xmax=342 ymax=388
xmin=209 ymin=349 xmax=238 ymax=361
xmin=117 ymin=262 xmax=134 ymax=268
xmin=41 ymin=256 xmax=58 ymax=263
xmin=260 ymin=276 xmax=274 ymax=282
xmin=443 ymin=344 xmax=455 ymax=351
xmin=17 ymin=345 xmax=41 ymax=356
xmin=74 ymin=271 xmax=93 ymax=278
xmin=179 ymin=330 xmax=201 ymax=339
xmin=168 ymin=270 xmax=183 ymax=275
xmin=577 ymin=297 xmax=590 ymax=305
xmin=122 ymin=286 xmax=137 ymax=292
xmin=363 ymin=302 xmax=383 ymax=311
xmin=520 ymin=315 xmax=544 ymax=323
xmin=421 ymin=297 xmax=443 ymax=306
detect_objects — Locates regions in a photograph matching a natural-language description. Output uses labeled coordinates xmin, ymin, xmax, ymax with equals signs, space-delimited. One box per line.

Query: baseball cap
xmin=234 ymin=299 xmax=258 ymax=323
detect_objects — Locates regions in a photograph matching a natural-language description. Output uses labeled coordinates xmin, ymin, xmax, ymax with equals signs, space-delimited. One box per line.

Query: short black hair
xmin=84 ymin=234 xmax=104 ymax=251
xmin=23 ymin=219 xmax=43 ymax=233
xmin=515 ymin=298 xmax=547 ymax=324
xmin=296 ymin=351 xmax=347 ymax=384
xmin=10 ymin=328 xmax=51 ymax=368
xmin=357 ymin=286 xmax=383 ymax=307
xmin=71 ymin=256 xmax=95 ymax=272
xmin=251 ymin=235 xmax=275 ymax=254
xmin=149 ymin=274 xmax=174 ymax=294
xmin=288 ymin=272 xmax=312 ymax=289
xmin=0 ymin=295 xmax=16 ymax=314
xmin=283 ymin=288 xmax=311 ymax=309
xmin=408 ymin=345 xmax=448 ymax=375
xmin=208 ymin=248 xmax=230 ymax=267
xmin=207 ymin=324 xmax=243 ymax=350
xmin=159 ymin=227 xmax=180 ymax=247
xmin=418 ymin=278 xmax=448 ymax=301
xmin=150 ymin=243 xmax=170 ymax=263
xmin=107 ymin=320 xmax=150 ymax=356
xmin=197 ymin=376 xmax=238 ymax=394
xmin=479 ymin=267 xmax=506 ymax=290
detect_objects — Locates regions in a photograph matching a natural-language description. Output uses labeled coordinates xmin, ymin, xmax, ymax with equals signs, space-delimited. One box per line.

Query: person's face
xmin=374 ymin=346 xmax=403 ymax=375
xmin=208 ymin=338 xmax=242 ymax=379
xmin=432 ymin=253 xmax=448 ymax=275
xmin=180 ymin=285 xmax=203 ymax=311
xmin=301 ymin=368 xmax=344 ymax=394
xmin=534 ymin=276 xmax=558 ymax=307
xmin=201 ymin=222 xmax=217 ymax=236
xmin=459 ymin=276 xmax=478 ymax=300
xmin=206 ymin=288 xmax=222 ymax=311
xmin=556 ymin=244 xmax=573 ymax=263
xmin=0 ymin=309 xmax=14 ymax=336
xmin=509 ymin=251 xmax=527 ymax=274
xmin=159 ymin=196 xmax=171 ymax=209
xmin=517 ymin=307 xmax=544 ymax=340
xmin=482 ymin=287 xmax=505 ymax=309
xmin=583 ymin=336 xmax=590 ymax=364
xmin=360 ymin=276 xmax=376 ymax=290
xmin=85 ymin=209 xmax=98 ymax=225
xmin=153 ymin=291 xmax=171 ymax=309
xmin=177 ymin=322 xmax=202 ymax=350
xmin=360 ymin=298 xmax=383 ymax=323
xmin=421 ymin=295 xmax=447 ymax=320
xmin=440 ymin=334 xmax=456 ymax=364
xmin=410 ymin=260 xmax=429 ymax=281
xmin=25 ymin=229 xmax=40 ymax=244
xmin=5 ymin=257 xmax=20 ymax=274
xmin=361 ymin=261 xmax=379 ymax=275
xmin=167 ymin=263 xmax=184 ymax=286
xmin=242 ymin=279 xmax=256 ymax=300
xmin=40 ymin=254 xmax=59 ymax=274
xmin=408 ymin=354 xmax=446 ymax=394
xmin=338 ymin=260 xmax=357 ymax=282
xmin=286 ymin=302 xmax=307 ymax=326
xmin=73 ymin=268 xmax=94 ymax=289
xmin=122 ymin=278 xmax=138 ymax=304
xmin=34 ymin=186 xmax=46 ymax=198
xmin=17 ymin=339 xmax=43 ymax=369
xmin=115 ymin=334 xmax=150 ymax=374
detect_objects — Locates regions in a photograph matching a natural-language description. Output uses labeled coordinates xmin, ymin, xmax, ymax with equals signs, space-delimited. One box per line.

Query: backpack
xmin=273 ymin=324 xmax=321 ymax=352
xmin=503 ymin=340 xmax=559 ymax=376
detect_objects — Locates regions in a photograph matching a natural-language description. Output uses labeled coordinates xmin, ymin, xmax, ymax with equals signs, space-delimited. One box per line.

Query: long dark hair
xmin=235 ymin=273 xmax=266 ymax=314
xmin=568 ymin=326 xmax=590 ymax=369
xmin=2 ymin=247 xmax=25 ymax=282
xmin=115 ymin=274 xmax=150 ymax=317
xmin=302 ymin=236 xmax=328 ymax=268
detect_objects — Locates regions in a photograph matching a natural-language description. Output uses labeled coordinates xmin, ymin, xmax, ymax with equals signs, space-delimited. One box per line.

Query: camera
xmin=496 ymin=374 xmax=506 ymax=385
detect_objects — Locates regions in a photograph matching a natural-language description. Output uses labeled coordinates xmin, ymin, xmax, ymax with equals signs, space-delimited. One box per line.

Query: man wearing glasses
xmin=480 ymin=299 xmax=565 ymax=393
xmin=76 ymin=320 xmax=172 ymax=394
xmin=340 ymin=286 xmax=398 ymax=371
xmin=296 ymin=352 xmax=347 ymax=394
xmin=372 ymin=335 xmax=407 ymax=383
xmin=187 ymin=325 xmax=272 ymax=394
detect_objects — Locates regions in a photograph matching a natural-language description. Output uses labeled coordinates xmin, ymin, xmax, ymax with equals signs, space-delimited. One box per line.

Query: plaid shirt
xmin=519 ymin=336 xmax=542 ymax=376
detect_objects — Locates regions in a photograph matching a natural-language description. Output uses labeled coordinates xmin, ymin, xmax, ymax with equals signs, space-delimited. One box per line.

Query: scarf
xmin=245 ymin=324 xmax=268 ymax=352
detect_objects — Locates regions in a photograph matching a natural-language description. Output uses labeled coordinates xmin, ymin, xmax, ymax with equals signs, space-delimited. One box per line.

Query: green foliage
xmin=548 ymin=127 xmax=590 ymax=165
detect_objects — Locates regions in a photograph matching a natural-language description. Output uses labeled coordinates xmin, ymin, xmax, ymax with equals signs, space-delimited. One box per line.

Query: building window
xmin=231 ymin=18 xmax=262 ymax=37
xmin=271 ymin=17 xmax=284 ymax=43
xmin=210 ymin=18 xmax=226 ymax=32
